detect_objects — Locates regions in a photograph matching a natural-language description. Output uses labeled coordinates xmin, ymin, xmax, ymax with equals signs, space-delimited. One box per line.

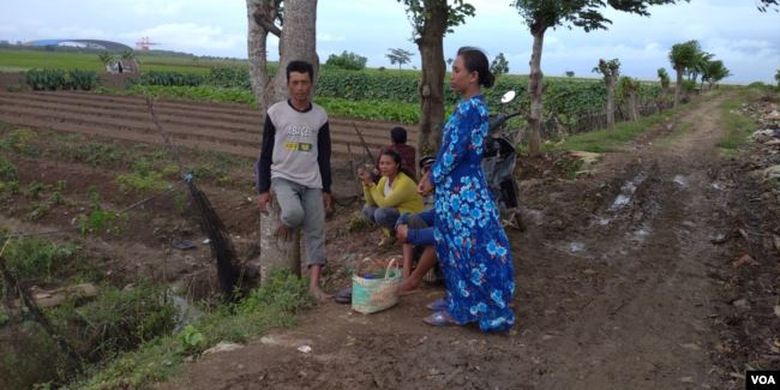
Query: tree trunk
xmin=606 ymin=77 xmax=615 ymax=129
xmin=629 ymin=91 xmax=639 ymax=121
xmin=527 ymin=27 xmax=546 ymax=156
xmin=415 ymin=0 xmax=447 ymax=156
xmin=674 ymin=66 xmax=683 ymax=108
xmin=271 ymin=0 xmax=319 ymax=101
xmin=247 ymin=0 xmax=319 ymax=282
xmin=246 ymin=0 xmax=276 ymax=112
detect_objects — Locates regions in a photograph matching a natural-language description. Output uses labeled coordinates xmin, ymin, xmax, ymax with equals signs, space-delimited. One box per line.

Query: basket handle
xmin=384 ymin=258 xmax=399 ymax=280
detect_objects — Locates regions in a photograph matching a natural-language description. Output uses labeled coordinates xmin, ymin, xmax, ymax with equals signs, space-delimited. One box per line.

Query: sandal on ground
xmin=334 ymin=286 xmax=352 ymax=304
xmin=426 ymin=298 xmax=447 ymax=311
xmin=423 ymin=311 xmax=455 ymax=327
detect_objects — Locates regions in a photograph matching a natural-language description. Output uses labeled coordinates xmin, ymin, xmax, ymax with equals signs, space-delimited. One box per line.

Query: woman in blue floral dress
xmin=419 ymin=47 xmax=515 ymax=332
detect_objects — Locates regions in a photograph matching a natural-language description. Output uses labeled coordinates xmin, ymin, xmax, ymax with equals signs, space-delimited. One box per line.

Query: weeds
xmin=0 ymin=235 xmax=77 ymax=283
xmin=717 ymin=93 xmax=759 ymax=154
xmin=78 ymin=188 xmax=127 ymax=236
xmin=78 ymin=270 xmax=312 ymax=389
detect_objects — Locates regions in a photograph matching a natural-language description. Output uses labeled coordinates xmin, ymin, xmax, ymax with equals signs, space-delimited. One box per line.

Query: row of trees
xmin=667 ymin=40 xmax=730 ymax=107
xmin=242 ymin=0 xmax=768 ymax=283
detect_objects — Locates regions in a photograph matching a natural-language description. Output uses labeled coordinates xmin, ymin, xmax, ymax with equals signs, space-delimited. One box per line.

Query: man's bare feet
xmin=275 ymin=224 xmax=293 ymax=240
xmin=309 ymin=286 xmax=332 ymax=302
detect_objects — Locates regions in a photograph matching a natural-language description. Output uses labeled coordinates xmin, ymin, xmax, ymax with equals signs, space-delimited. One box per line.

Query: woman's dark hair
xmin=286 ymin=60 xmax=314 ymax=82
xmin=457 ymin=47 xmax=494 ymax=88
xmin=390 ymin=126 xmax=407 ymax=144
xmin=380 ymin=149 xmax=414 ymax=179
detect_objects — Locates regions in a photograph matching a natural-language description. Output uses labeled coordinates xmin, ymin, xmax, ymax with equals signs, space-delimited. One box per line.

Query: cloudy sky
xmin=1 ymin=0 xmax=778 ymax=83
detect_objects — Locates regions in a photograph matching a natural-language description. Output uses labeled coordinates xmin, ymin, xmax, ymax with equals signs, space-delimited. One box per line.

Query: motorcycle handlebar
xmin=489 ymin=111 xmax=523 ymax=131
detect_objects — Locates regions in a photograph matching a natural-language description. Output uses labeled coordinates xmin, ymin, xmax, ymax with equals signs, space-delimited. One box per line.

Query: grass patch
xmin=656 ymin=121 xmax=692 ymax=149
xmin=548 ymin=110 xmax=675 ymax=153
xmin=717 ymin=92 xmax=759 ymax=155
xmin=0 ymin=154 xmax=18 ymax=182
xmin=77 ymin=188 xmax=128 ymax=236
xmin=0 ymin=127 xmax=40 ymax=156
xmin=0 ymin=235 xmax=78 ymax=284
xmin=77 ymin=270 xmax=312 ymax=389
xmin=116 ymin=158 xmax=171 ymax=193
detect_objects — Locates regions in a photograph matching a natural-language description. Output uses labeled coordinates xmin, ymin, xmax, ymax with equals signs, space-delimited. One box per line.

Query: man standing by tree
xmin=256 ymin=60 xmax=333 ymax=301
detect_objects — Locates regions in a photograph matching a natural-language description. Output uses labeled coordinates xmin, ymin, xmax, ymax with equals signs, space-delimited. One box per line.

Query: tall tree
xmin=246 ymin=0 xmax=319 ymax=280
xmin=701 ymin=59 xmax=730 ymax=89
xmin=775 ymin=69 xmax=780 ymax=87
xmin=490 ymin=52 xmax=510 ymax=77
xmin=511 ymin=0 xmax=684 ymax=155
xmin=386 ymin=48 xmax=414 ymax=70
xmin=618 ymin=76 xmax=641 ymax=121
xmin=398 ymin=0 xmax=475 ymax=154
xmin=593 ymin=58 xmax=620 ymax=129
xmin=657 ymin=67 xmax=670 ymax=89
xmin=669 ymin=39 xmax=700 ymax=108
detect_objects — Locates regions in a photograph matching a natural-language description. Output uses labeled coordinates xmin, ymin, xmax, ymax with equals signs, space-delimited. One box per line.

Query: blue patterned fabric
xmin=431 ymin=95 xmax=516 ymax=332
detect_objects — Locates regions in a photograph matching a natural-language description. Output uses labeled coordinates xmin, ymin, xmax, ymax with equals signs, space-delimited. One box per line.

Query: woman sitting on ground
xmin=359 ymin=149 xmax=423 ymax=246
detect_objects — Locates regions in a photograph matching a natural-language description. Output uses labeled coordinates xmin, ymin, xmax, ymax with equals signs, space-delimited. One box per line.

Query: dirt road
xmin=158 ymin=92 xmax=768 ymax=389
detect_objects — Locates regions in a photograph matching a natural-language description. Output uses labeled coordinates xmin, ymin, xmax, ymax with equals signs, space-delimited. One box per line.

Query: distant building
xmin=24 ymin=39 xmax=134 ymax=52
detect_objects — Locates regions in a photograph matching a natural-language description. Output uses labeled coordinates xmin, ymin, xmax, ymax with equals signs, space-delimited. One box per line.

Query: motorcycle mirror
xmin=500 ymin=90 xmax=516 ymax=104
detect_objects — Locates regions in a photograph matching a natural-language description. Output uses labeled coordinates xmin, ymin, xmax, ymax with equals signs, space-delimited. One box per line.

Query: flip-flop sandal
xmin=426 ymin=298 xmax=447 ymax=311
xmin=334 ymin=287 xmax=352 ymax=304
xmin=423 ymin=311 xmax=455 ymax=327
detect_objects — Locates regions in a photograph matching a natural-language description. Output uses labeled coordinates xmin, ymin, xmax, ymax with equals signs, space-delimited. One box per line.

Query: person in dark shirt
xmin=255 ymin=60 xmax=332 ymax=302
xmin=375 ymin=126 xmax=417 ymax=180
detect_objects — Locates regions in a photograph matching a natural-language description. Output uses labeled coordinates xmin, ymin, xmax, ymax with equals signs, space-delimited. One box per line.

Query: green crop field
xmin=0 ymin=48 xmax=246 ymax=74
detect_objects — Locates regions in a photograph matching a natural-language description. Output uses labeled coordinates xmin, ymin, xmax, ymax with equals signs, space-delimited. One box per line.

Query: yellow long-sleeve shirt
xmin=363 ymin=172 xmax=424 ymax=214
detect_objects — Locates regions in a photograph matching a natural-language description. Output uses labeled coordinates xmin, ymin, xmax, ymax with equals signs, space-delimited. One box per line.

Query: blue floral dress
xmin=432 ymin=95 xmax=516 ymax=332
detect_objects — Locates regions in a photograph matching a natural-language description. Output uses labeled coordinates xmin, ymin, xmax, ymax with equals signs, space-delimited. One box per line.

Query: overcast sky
xmin=0 ymin=0 xmax=778 ymax=83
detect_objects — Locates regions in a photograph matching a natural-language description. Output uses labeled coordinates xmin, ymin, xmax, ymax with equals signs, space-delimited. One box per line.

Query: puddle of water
xmin=609 ymin=172 xmax=648 ymax=211
xmin=569 ymin=242 xmax=586 ymax=253
xmin=628 ymin=225 xmax=653 ymax=243
xmin=673 ymin=175 xmax=688 ymax=187
xmin=170 ymin=291 xmax=204 ymax=332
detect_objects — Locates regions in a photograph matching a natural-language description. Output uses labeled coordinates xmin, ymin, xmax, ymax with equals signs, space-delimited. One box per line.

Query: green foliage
xmin=0 ymin=127 xmax=39 ymax=156
xmin=58 ymin=142 xmax=124 ymax=167
xmin=669 ymin=40 xmax=701 ymax=74
xmin=512 ymin=0 xmax=680 ymax=33
xmin=325 ymin=51 xmax=368 ymax=71
xmin=25 ymin=68 xmax=66 ymax=90
xmin=702 ymin=59 xmax=730 ymax=86
xmin=490 ymin=52 xmax=509 ymax=77
xmin=565 ymin=71 xmax=575 ymax=78
xmin=24 ymin=68 xmax=98 ymax=91
xmin=79 ymin=270 xmax=311 ymax=389
xmin=67 ymin=69 xmax=99 ymax=90
xmin=135 ymin=71 xmax=204 ymax=87
xmin=77 ymin=189 xmax=127 ymax=236
xmin=551 ymin=110 xmax=674 ymax=153
xmin=177 ymin=324 xmax=206 ymax=353
xmin=203 ymin=66 xmax=251 ymax=89
xmin=386 ymin=48 xmax=414 ymax=70
xmin=52 ymin=283 xmax=177 ymax=362
xmin=717 ymin=95 xmax=758 ymax=151
xmin=0 ymin=236 xmax=77 ymax=283
xmin=0 ymin=155 xmax=18 ymax=182
xmin=129 ymin=85 xmax=256 ymax=105
xmin=657 ymin=68 xmax=670 ymax=89
xmin=315 ymin=97 xmax=419 ymax=124
xmin=116 ymin=158 xmax=170 ymax=193
xmin=593 ymin=58 xmax=620 ymax=81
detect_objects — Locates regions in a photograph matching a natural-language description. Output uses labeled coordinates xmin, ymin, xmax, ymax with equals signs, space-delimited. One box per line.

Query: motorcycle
xmin=482 ymin=90 xmax=525 ymax=231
